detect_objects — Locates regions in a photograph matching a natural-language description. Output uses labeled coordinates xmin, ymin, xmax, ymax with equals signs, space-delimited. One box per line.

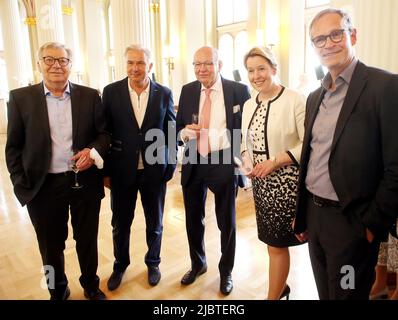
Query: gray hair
xmin=37 ymin=41 xmax=73 ymax=60
xmin=124 ymin=44 xmax=152 ymax=62
xmin=309 ymin=8 xmax=354 ymax=35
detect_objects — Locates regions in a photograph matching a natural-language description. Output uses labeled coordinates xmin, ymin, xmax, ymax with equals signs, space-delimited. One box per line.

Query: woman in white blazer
xmin=240 ymin=47 xmax=305 ymax=300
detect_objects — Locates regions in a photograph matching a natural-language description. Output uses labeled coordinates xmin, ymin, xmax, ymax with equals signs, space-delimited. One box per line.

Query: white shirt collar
xmin=128 ymin=78 xmax=151 ymax=94
xmin=200 ymin=76 xmax=222 ymax=93
xmin=43 ymin=81 xmax=70 ymax=96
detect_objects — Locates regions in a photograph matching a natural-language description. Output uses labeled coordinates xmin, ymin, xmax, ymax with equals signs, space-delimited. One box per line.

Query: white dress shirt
xmin=128 ymin=79 xmax=150 ymax=169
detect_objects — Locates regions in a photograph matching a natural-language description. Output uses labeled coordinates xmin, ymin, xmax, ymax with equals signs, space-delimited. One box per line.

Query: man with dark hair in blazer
xmin=5 ymin=42 xmax=110 ymax=300
xmin=177 ymin=46 xmax=250 ymax=295
xmin=103 ymin=45 xmax=176 ymax=291
xmin=293 ymin=8 xmax=398 ymax=299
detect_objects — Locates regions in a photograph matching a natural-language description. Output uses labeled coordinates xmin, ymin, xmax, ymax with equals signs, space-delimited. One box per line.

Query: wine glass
xmin=69 ymin=151 xmax=83 ymax=189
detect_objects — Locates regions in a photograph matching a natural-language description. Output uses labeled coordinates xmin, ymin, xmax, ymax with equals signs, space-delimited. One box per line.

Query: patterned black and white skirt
xmin=251 ymin=154 xmax=303 ymax=247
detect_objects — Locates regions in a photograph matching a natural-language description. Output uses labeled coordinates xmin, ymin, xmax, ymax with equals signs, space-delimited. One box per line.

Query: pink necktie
xmin=198 ymin=88 xmax=212 ymax=157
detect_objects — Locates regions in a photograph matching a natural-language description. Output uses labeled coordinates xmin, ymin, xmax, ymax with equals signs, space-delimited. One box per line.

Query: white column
xmin=110 ymin=0 xmax=151 ymax=80
xmin=62 ymin=1 xmax=75 ymax=52
xmin=82 ymin=0 xmax=109 ymax=90
xmin=35 ymin=0 xmax=65 ymax=44
xmin=0 ymin=0 xmax=29 ymax=89
xmin=150 ymin=0 xmax=164 ymax=84
xmin=23 ymin=0 xmax=41 ymax=83
xmin=61 ymin=1 xmax=82 ymax=84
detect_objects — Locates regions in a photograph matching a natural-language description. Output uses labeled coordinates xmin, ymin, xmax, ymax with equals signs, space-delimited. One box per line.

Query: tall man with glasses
xmin=293 ymin=8 xmax=398 ymax=299
xmin=176 ymin=46 xmax=250 ymax=295
xmin=5 ymin=42 xmax=110 ymax=300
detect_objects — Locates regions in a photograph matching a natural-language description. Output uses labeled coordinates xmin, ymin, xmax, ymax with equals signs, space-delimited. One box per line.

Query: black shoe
xmin=279 ymin=284 xmax=291 ymax=300
xmin=148 ymin=266 xmax=161 ymax=286
xmin=84 ymin=288 xmax=107 ymax=300
xmin=181 ymin=266 xmax=207 ymax=285
xmin=220 ymin=274 xmax=233 ymax=295
xmin=50 ymin=286 xmax=71 ymax=300
xmin=107 ymin=270 xmax=125 ymax=291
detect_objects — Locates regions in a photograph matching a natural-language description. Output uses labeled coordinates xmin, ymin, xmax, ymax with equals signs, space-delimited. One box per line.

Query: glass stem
xmin=74 ymin=173 xmax=79 ymax=186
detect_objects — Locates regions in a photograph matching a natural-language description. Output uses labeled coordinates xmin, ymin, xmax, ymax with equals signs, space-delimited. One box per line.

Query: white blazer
xmin=241 ymin=87 xmax=305 ymax=163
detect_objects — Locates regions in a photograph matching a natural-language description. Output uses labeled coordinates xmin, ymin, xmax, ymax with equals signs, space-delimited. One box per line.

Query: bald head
xmin=193 ymin=46 xmax=223 ymax=88
xmin=194 ymin=46 xmax=219 ymax=62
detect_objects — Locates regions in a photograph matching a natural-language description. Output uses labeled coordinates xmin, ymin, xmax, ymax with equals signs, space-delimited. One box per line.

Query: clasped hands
xmin=245 ymin=158 xmax=279 ymax=179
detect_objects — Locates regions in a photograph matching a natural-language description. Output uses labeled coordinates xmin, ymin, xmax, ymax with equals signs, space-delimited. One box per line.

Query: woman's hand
xmin=251 ymin=159 xmax=278 ymax=178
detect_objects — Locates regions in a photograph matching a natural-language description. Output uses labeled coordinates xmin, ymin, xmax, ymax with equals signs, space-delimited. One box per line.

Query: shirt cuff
xmin=90 ymin=148 xmax=104 ymax=169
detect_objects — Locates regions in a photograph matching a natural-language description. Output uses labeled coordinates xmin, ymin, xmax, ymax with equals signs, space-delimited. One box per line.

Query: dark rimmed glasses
xmin=311 ymin=29 xmax=349 ymax=48
xmin=42 ymin=56 xmax=71 ymax=67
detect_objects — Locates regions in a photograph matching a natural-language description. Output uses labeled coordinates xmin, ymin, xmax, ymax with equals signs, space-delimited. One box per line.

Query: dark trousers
xmin=110 ymin=170 xmax=166 ymax=272
xmin=27 ymin=172 xmax=101 ymax=299
xmin=306 ymin=197 xmax=380 ymax=299
xmin=182 ymin=158 xmax=236 ymax=276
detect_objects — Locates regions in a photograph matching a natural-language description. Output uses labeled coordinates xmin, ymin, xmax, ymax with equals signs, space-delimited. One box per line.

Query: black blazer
xmin=5 ymin=82 xmax=110 ymax=206
xmin=103 ymin=78 xmax=176 ymax=187
xmin=176 ymin=78 xmax=250 ymax=186
xmin=294 ymin=61 xmax=398 ymax=239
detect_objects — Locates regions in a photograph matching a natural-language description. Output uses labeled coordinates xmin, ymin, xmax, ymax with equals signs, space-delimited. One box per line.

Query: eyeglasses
xmin=311 ymin=29 xmax=348 ymax=48
xmin=193 ymin=61 xmax=214 ymax=69
xmin=42 ymin=56 xmax=71 ymax=67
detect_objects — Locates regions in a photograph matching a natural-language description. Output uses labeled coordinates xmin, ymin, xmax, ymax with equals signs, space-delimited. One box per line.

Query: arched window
xmin=218 ymin=34 xmax=233 ymax=80
xmin=217 ymin=0 xmax=248 ymax=26
xmin=216 ymin=0 xmax=248 ymax=82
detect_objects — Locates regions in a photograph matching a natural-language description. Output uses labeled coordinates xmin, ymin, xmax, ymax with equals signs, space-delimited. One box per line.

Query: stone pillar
xmin=110 ymin=0 xmax=151 ymax=80
xmin=35 ymin=0 xmax=65 ymax=44
xmin=82 ymin=0 xmax=109 ymax=90
xmin=23 ymin=0 xmax=41 ymax=83
xmin=0 ymin=0 xmax=29 ymax=89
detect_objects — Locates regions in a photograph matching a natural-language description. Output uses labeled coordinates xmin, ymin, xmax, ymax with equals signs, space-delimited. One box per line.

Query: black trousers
xmin=110 ymin=170 xmax=166 ymax=272
xmin=27 ymin=172 xmax=101 ymax=299
xmin=306 ymin=196 xmax=380 ymax=299
xmin=182 ymin=156 xmax=237 ymax=276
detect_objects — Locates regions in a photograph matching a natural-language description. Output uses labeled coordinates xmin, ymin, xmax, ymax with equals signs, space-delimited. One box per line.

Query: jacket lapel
xmin=36 ymin=82 xmax=52 ymax=145
xmin=141 ymin=80 xmax=158 ymax=130
xmin=221 ymin=78 xmax=233 ymax=130
xmin=303 ymin=87 xmax=326 ymax=147
xmin=69 ymin=82 xmax=81 ymax=146
xmin=331 ymin=62 xmax=368 ymax=152
xmin=193 ymin=81 xmax=201 ymax=115
xmin=121 ymin=77 xmax=139 ymax=129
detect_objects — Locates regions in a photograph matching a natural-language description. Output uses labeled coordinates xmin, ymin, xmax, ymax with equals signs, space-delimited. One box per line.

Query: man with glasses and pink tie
xmin=176 ymin=46 xmax=250 ymax=295
xmin=293 ymin=8 xmax=398 ymax=299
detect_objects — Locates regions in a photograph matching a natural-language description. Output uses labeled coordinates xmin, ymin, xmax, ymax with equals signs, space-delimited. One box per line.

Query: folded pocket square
xmin=233 ymin=105 xmax=240 ymax=113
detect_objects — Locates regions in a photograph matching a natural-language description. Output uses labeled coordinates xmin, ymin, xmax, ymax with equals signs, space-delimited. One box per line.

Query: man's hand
xmin=183 ymin=124 xmax=201 ymax=142
xmin=72 ymin=148 xmax=94 ymax=171
xmin=366 ymin=228 xmax=374 ymax=243
xmin=292 ymin=218 xmax=308 ymax=242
